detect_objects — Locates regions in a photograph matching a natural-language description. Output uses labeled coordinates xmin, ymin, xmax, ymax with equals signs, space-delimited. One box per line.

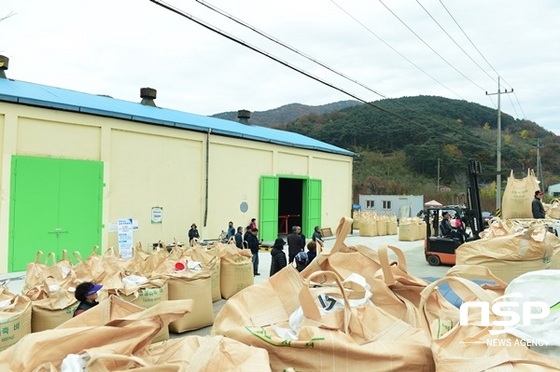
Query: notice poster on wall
xmin=117 ymin=218 xmax=134 ymax=260
xmin=151 ymin=206 xmax=163 ymax=224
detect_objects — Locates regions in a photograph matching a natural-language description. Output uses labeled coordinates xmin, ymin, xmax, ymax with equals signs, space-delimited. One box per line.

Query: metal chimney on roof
xmin=237 ymin=109 xmax=251 ymax=125
xmin=0 ymin=56 xmax=9 ymax=79
xmin=140 ymin=87 xmax=157 ymax=106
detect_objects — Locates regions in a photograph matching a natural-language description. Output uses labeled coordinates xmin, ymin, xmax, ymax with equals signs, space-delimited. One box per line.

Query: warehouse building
xmin=0 ymin=57 xmax=354 ymax=273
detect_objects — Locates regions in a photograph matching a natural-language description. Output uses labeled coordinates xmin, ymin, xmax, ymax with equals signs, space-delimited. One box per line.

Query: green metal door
xmin=303 ymin=179 xmax=322 ymax=237
xmin=259 ymin=176 xmax=279 ymax=241
xmin=9 ymin=156 xmax=103 ymax=272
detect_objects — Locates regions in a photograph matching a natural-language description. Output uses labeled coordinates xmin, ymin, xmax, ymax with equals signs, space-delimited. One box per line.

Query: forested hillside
xmin=276 ymin=96 xmax=560 ymax=207
xmin=212 ymin=100 xmax=361 ymax=127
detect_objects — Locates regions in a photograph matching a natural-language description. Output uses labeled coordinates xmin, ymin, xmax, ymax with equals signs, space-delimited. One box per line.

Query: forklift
xmin=424 ymin=160 xmax=484 ymax=266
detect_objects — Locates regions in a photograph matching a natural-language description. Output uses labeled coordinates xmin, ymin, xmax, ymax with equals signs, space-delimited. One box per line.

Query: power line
xmin=329 ymin=0 xmax=464 ymax=101
xmin=438 ymin=0 xmax=527 ymax=118
xmin=416 ymin=0 xmax=497 ymax=85
xmin=150 ymin=0 xmax=495 ymax=152
xmin=378 ymin=0 xmax=488 ymax=93
xmin=196 ymin=0 xmax=473 ymax=144
xmin=148 ymin=1 xmax=419 ymax=125
xmin=195 ymin=0 xmax=389 ymax=99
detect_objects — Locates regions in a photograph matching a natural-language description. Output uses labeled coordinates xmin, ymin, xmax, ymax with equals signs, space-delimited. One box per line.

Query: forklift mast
xmin=465 ymin=160 xmax=484 ymax=239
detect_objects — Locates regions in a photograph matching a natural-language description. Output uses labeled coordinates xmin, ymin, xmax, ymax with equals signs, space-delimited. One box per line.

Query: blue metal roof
xmin=0 ymin=78 xmax=354 ymax=157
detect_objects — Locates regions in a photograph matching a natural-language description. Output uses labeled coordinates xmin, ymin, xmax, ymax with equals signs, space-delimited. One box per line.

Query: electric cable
xmin=378 ymin=0 xmax=489 ymax=93
xmin=329 ymin=0 xmax=464 ymax=101
xmin=196 ymin=0 xmax=476 ymax=145
xmin=438 ymin=0 xmax=526 ymax=117
xmin=149 ymin=0 xmax=418 ymax=124
xmin=150 ymin=0 xmax=496 ymax=151
xmin=415 ymin=0 xmax=497 ymax=85
xmin=196 ymin=0 xmax=387 ymax=99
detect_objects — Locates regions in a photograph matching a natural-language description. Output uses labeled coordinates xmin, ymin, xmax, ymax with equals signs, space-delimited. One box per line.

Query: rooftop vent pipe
xmin=237 ymin=109 xmax=251 ymax=125
xmin=140 ymin=87 xmax=157 ymax=106
xmin=0 ymin=56 xmax=9 ymax=79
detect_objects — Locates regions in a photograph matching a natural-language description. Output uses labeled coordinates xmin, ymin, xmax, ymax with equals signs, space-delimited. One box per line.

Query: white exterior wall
xmin=358 ymin=195 xmax=424 ymax=219
xmin=0 ymin=102 xmax=353 ymax=272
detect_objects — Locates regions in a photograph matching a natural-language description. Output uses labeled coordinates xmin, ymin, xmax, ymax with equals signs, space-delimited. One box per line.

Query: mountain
xmin=273 ymin=95 xmax=560 ymax=208
xmin=211 ymin=100 xmax=362 ymax=127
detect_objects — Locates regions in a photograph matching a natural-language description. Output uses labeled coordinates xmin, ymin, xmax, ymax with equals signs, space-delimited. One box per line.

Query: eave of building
xmin=0 ymin=78 xmax=355 ymax=157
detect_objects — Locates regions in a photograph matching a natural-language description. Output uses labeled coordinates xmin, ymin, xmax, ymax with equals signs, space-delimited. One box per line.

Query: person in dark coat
xmin=73 ymin=282 xmax=102 ymax=317
xmin=246 ymin=228 xmax=261 ymax=276
xmin=243 ymin=226 xmax=252 ymax=248
xmin=270 ymin=237 xmax=287 ymax=277
xmin=188 ymin=223 xmax=200 ymax=246
xmin=294 ymin=251 xmax=308 ymax=272
xmin=234 ymin=226 xmax=244 ymax=249
xmin=532 ymin=190 xmax=546 ymax=219
xmin=287 ymin=226 xmax=303 ymax=264
xmin=312 ymin=226 xmax=323 ymax=243
xmin=306 ymin=240 xmax=317 ymax=264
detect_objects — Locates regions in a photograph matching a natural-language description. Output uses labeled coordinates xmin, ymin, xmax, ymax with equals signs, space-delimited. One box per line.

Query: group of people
xmin=440 ymin=211 xmax=468 ymax=243
xmin=269 ymin=225 xmax=322 ymax=277
xmin=188 ymin=219 xmax=324 ymax=277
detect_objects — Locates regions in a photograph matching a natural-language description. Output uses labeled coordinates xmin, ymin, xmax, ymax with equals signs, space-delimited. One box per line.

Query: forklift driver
xmin=440 ymin=212 xmax=463 ymax=242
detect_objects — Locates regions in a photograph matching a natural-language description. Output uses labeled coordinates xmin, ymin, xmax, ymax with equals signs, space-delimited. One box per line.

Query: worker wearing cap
xmin=532 ymin=190 xmax=546 ymax=219
xmin=73 ymin=282 xmax=103 ymax=317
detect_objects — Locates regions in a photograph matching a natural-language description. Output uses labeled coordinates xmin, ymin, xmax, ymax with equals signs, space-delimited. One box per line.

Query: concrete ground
xmin=0 ymin=231 xmax=450 ymax=338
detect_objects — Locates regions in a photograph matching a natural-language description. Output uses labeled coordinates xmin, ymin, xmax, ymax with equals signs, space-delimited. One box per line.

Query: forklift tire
xmin=427 ymin=255 xmax=441 ymax=266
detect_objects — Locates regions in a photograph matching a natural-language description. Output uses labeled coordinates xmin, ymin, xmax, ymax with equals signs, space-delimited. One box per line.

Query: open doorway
xmin=259 ymin=176 xmax=322 ymax=241
xmin=278 ymin=178 xmax=303 ymax=236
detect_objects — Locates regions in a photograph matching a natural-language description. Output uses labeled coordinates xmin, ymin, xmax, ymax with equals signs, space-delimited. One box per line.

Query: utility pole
xmin=535 ymin=139 xmax=544 ymax=191
xmin=486 ymin=77 xmax=513 ymax=214
xmin=437 ymin=158 xmax=440 ymax=191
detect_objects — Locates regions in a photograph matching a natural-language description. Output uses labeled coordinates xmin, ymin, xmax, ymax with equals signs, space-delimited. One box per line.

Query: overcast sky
xmin=2 ymin=1 xmax=560 ymax=134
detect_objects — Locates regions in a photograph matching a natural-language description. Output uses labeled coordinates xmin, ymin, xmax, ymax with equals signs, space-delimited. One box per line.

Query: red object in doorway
xmin=279 ymin=214 xmax=300 ymax=234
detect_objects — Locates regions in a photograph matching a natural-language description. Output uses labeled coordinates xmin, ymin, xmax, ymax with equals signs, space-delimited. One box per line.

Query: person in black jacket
xmin=287 ymin=226 xmax=303 ymax=264
xmin=532 ymin=190 xmax=546 ymax=219
xmin=234 ymin=226 xmax=244 ymax=248
xmin=270 ymin=237 xmax=287 ymax=277
xmin=246 ymin=228 xmax=262 ymax=276
xmin=306 ymin=240 xmax=317 ymax=264
xmin=73 ymin=282 xmax=102 ymax=317
xmin=312 ymin=226 xmax=323 ymax=243
xmin=243 ymin=226 xmax=252 ymax=247
xmin=188 ymin=223 xmax=200 ymax=246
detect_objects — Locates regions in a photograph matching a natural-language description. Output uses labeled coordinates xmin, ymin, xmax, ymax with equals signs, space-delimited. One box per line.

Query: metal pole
xmin=485 ymin=77 xmax=513 ymax=214
xmin=496 ymin=77 xmax=501 ymax=211
xmin=437 ymin=158 xmax=440 ymax=191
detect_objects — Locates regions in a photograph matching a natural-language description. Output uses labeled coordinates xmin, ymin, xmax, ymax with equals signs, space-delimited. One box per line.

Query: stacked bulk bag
xmin=218 ymin=243 xmax=254 ymax=299
xmin=22 ymin=252 xmax=80 ymax=332
xmin=188 ymin=243 xmax=222 ymax=302
xmin=151 ymin=252 xmax=213 ymax=333
xmin=546 ymin=198 xmax=560 ymax=219
xmin=386 ymin=215 xmax=398 ymax=235
xmin=416 ymin=217 xmax=427 ymax=240
xmin=376 ymin=215 xmax=388 ymax=236
xmin=352 ymin=209 xmax=361 ymax=231
xmin=358 ymin=211 xmax=377 ymax=237
xmin=28 ymin=275 xmax=78 ymax=332
xmin=456 ymin=221 xmax=560 ymax=282
xmin=398 ymin=218 xmax=419 ymax=241
xmin=212 ymin=265 xmax=434 ymax=371
xmin=501 ymin=169 xmax=540 ymax=218
xmin=419 ymin=276 xmax=560 ymax=370
xmin=0 ymin=299 xmax=193 ymax=371
xmin=0 ymin=287 xmax=32 ymax=351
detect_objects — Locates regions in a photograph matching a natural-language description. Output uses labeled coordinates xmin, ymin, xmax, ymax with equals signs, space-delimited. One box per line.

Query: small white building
xmin=358 ymin=195 xmax=424 ymax=219
xmin=548 ymin=183 xmax=560 ymax=197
